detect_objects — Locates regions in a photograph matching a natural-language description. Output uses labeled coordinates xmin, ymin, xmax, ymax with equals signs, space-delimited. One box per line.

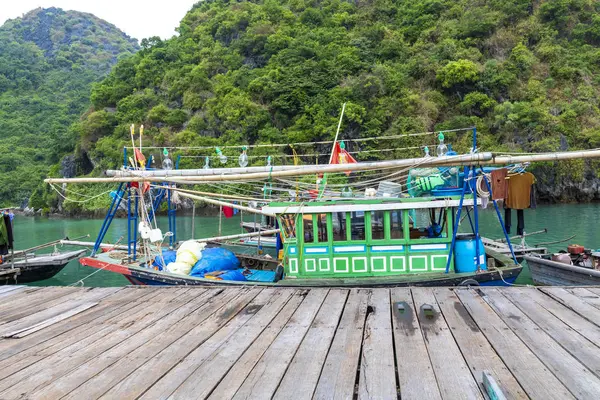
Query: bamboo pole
xmin=59 ymin=240 xmax=130 ymax=251
xmin=174 ymin=190 xmax=276 ymax=217
xmin=46 ymin=149 xmax=600 ymax=185
xmin=47 ymin=152 xmax=494 ymax=184
xmin=195 ymin=229 xmax=280 ymax=244
xmin=7 ymin=234 xmax=90 ymax=260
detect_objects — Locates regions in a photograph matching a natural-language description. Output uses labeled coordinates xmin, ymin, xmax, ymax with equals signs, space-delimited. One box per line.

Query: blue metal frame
xmin=127 ymin=186 xmax=139 ymax=260
xmin=92 ymin=183 xmax=125 ymax=256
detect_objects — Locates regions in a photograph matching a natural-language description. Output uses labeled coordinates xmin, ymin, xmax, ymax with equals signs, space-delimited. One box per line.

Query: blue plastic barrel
xmin=454 ymin=234 xmax=487 ymax=273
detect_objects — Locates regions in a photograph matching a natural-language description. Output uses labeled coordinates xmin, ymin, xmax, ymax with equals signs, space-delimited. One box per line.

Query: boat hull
xmin=80 ymin=255 xmax=521 ymax=287
xmin=525 ymin=255 xmax=600 ymax=286
xmin=0 ymin=250 xmax=86 ymax=285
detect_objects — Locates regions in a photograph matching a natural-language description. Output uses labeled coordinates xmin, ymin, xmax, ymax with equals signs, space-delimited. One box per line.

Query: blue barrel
xmin=454 ymin=234 xmax=487 ymax=273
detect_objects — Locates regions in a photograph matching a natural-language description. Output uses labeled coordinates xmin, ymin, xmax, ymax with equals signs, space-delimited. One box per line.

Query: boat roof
xmin=262 ymin=195 xmax=477 ymax=214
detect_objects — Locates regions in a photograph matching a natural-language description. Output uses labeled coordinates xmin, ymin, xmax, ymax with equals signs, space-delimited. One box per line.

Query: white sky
xmin=0 ymin=1 xmax=201 ymax=41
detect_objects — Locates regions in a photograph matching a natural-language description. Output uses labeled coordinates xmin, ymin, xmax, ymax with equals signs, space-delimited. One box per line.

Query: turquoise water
xmin=12 ymin=214 xmax=258 ymax=287
xmin=9 ymin=203 xmax=600 ymax=286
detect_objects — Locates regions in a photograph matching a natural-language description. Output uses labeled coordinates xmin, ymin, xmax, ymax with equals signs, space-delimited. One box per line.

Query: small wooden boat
xmin=525 ymin=254 xmax=600 ymax=286
xmin=0 ymin=249 xmax=86 ymax=285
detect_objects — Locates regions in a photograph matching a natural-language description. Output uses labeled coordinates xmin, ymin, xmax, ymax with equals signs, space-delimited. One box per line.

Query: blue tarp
xmin=217 ymin=269 xmax=247 ymax=281
xmin=245 ymin=269 xmax=277 ymax=282
xmin=152 ymin=250 xmax=177 ymax=271
xmin=190 ymin=247 xmax=240 ymax=277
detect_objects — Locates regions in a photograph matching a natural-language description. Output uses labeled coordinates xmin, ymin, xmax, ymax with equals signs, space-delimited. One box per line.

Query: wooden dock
xmin=1 ymin=285 xmax=600 ymax=399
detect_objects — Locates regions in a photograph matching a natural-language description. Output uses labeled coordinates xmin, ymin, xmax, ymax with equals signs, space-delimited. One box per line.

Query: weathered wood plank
xmin=228 ymin=289 xmax=328 ymax=400
xmin=0 ymin=286 xmax=78 ymax=319
xmin=524 ymin=288 xmax=600 ymax=345
xmin=106 ymin=288 xmax=294 ymax=400
xmin=357 ymin=288 xmax=397 ymax=400
xmin=455 ymin=289 xmax=573 ymax=400
xmin=312 ymin=289 xmax=369 ymax=400
xmin=273 ymin=289 xmax=348 ymax=400
xmin=205 ymin=290 xmax=307 ymax=400
xmin=0 ymin=288 xmax=199 ymax=397
xmin=0 ymin=286 xmax=26 ymax=300
xmin=412 ymin=287 xmax=482 ymax=400
xmin=540 ymin=287 xmax=600 ymax=327
xmin=568 ymin=287 xmax=600 ymax=310
xmin=433 ymin=288 xmax=525 ymax=399
xmin=480 ymin=288 xmax=600 ymax=398
xmin=58 ymin=288 xmax=262 ymax=400
xmin=0 ymin=285 xmax=23 ymax=295
xmin=502 ymin=288 xmax=600 ymax=377
xmin=0 ymin=286 xmax=40 ymax=303
xmin=390 ymin=287 xmax=441 ymax=400
xmin=0 ymin=285 xmax=161 ymax=366
xmin=0 ymin=287 xmax=119 ymax=335
xmin=30 ymin=288 xmax=246 ymax=400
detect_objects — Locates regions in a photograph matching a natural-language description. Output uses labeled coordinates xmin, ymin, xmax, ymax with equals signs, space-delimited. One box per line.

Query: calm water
xmin=10 ymin=203 xmax=600 ymax=287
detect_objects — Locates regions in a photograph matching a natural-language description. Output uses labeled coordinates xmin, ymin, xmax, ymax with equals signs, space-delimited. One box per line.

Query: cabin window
xmin=332 ymin=212 xmax=346 ymax=241
xmin=349 ymin=211 xmax=365 ymax=241
xmin=316 ymin=213 xmax=329 ymax=242
xmin=303 ymin=214 xmax=314 ymax=243
xmin=370 ymin=211 xmax=385 ymax=240
xmin=409 ymin=208 xmax=448 ymax=239
xmin=280 ymin=214 xmax=296 ymax=239
xmin=390 ymin=210 xmax=404 ymax=239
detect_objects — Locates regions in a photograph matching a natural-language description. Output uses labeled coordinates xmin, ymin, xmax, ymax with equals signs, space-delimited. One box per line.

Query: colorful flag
xmin=330 ymin=141 xmax=357 ymax=175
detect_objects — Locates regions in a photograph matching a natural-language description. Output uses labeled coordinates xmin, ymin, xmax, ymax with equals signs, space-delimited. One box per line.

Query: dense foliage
xmin=0 ymin=7 xmax=138 ymax=207
xmin=9 ymin=0 xmax=600 ymax=208
xmin=83 ymin=0 xmax=600 ymax=168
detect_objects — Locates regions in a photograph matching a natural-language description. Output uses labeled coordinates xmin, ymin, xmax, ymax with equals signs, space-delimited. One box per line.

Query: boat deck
xmin=1 ymin=285 xmax=600 ymax=399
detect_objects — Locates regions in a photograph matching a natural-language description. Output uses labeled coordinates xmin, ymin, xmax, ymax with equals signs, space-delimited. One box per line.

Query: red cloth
xmin=134 ymin=148 xmax=146 ymax=168
xmin=330 ymin=142 xmax=357 ymax=176
xmin=222 ymin=206 xmax=234 ymax=218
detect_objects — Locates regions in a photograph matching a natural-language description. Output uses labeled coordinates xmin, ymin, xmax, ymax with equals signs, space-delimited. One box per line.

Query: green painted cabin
xmin=263 ymin=196 xmax=476 ymax=279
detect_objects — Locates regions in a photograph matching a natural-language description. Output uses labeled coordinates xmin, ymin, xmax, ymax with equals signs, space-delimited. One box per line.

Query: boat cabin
xmin=263 ymin=196 xmax=477 ymax=279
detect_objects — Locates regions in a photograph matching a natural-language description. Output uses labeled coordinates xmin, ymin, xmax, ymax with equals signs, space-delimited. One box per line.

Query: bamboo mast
xmin=47 ymin=149 xmax=600 ymax=185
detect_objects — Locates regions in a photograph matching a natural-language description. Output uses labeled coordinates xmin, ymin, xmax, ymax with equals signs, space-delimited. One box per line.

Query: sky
xmin=0 ymin=0 xmax=200 ymax=41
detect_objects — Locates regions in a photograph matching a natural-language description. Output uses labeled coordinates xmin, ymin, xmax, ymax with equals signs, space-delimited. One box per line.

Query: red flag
xmin=134 ymin=148 xmax=146 ymax=168
xmin=330 ymin=142 xmax=357 ymax=175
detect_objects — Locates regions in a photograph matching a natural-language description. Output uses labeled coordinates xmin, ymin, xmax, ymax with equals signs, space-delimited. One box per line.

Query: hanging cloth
xmin=505 ymin=172 xmax=535 ymax=210
xmin=4 ymin=215 xmax=13 ymax=249
xmin=222 ymin=206 xmax=234 ymax=219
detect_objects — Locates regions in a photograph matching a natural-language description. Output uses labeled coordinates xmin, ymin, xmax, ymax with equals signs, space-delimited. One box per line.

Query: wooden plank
xmin=3 ymin=302 xmax=99 ymax=338
xmin=206 ymin=290 xmax=307 ymax=400
xmin=569 ymin=287 xmax=600 ymax=310
xmin=0 ymin=288 xmax=200 ymax=397
xmin=502 ymin=288 xmax=600 ymax=376
xmin=480 ymin=288 xmax=600 ymax=398
xmin=433 ymin=288 xmax=525 ymax=399
xmin=540 ymin=287 xmax=600 ymax=327
xmin=390 ymin=287 xmax=440 ymax=400
xmin=0 ymin=287 xmax=119 ymax=335
xmin=29 ymin=288 xmax=248 ymax=400
xmin=149 ymin=289 xmax=305 ymax=400
xmin=455 ymin=289 xmax=573 ymax=399
xmin=105 ymin=288 xmax=295 ymax=400
xmin=525 ymin=289 xmax=600 ymax=345
xmin=313 ymin=289 xmax=369 ymax=400
xmin=0 ymin=286 xmax=67 ymax=315
xmin=273 ymin=289 xmax=348 ymax=400
xmin=227 ymin=289 xmax=328 ymax=399
xmin=0 ymin=286 xmax=162 ymax=365
xmin=56 ymin=288 xmax=262 ymax=400
xmin=0 ymin=285 xmax=23 ymax=295
xmin=358 ymin=288 xmax=397 ymax=400
xmin=411 ymin=287 xmax=482 ymax=400
xmin=0 ymin=286 xmax=26 ymax=300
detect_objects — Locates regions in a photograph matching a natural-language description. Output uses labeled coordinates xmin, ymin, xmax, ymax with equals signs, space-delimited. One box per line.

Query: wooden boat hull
xmin=80 ymin=253 xmax=521 ymax=287
xmin=0 ymin=250 xmax=86 ymax=285
xmin=525 ymin=255 xmax=600 ymax=286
